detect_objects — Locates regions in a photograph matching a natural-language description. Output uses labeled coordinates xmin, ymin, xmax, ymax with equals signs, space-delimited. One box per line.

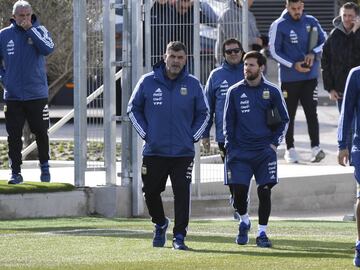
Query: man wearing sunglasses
xmin=202 ymin=38 xmax=245 ymax=160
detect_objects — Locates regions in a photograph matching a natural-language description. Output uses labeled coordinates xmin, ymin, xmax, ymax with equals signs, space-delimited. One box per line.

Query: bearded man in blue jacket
xmin=224 ymin=51 xmax=289 ymax=248
xmin=127 ymin=41 xmax=209 ymax=250
xmin=0 ymin=1 xmax=54 ymax=184
xmin=269 ymin=0 xmax=326 ymax=163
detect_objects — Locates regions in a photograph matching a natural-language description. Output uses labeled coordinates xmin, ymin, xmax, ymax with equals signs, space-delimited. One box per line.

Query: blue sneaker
xmin=256 ymin=232 xmax=272 ymax=248
xmin=8 ymin=173 xmax=23 ymax=185
xmin=236 ymin=221 xmax=251 ymax=245
xmin=152 ymin=217 xmax=170 ymax=247
xmin=354 ymin=244 xmax=360 ymax=267
xmin=40 ymin=162 xmax=51 ymax=182
xmin=172 ymin=234 xmax=188 ymax=250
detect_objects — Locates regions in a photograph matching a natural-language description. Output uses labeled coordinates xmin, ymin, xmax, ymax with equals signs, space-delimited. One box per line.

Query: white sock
xmin=240 ymin=214 xmax=250 ymax=225
xmin=257 ymin=224 xmax=267 ymax=237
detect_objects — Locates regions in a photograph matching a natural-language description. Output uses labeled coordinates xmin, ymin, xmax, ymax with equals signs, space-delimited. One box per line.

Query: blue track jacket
xmin=224 ymin=77 xmax=289 ymax=155
xmin=338 ymin=66 xmax=360 ymax=150
xmin=0 ymin=15 xmax=54 ymax=101
xmin=269 ymin=11 xmax=326 ymax=83
xmin=127 ymin=63 xmax=209 ymax=157
xmin=203 ymin=60 xmax=244 ymax=143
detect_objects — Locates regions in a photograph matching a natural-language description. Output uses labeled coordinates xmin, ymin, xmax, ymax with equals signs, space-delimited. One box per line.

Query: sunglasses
xmin=225 ymin=48 xmax=242 ymax=55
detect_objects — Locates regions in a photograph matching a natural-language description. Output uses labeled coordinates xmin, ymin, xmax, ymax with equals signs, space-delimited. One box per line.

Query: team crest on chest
xmin=180 ymin=86 xmax=188 ymax=96
xmin=262 ymin=89 xmax=270 ymax=99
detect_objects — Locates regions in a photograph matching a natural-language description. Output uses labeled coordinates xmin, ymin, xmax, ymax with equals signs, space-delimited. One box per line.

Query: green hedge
xmin=0 ymin=180 xmax=75 ymax=194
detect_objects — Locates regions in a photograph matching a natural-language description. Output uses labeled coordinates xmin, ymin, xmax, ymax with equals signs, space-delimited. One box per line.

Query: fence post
xmin=193 ymin=0 xmax=201 ymax=198
xmin=73 ymin=0 xmax=87 ymax=187
xmin=103 ymin=0 xmax=117 ymax=185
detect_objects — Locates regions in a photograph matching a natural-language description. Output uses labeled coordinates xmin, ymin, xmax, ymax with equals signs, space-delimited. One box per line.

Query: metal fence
xmin=71 ymin=0 xmax=251 ymax=212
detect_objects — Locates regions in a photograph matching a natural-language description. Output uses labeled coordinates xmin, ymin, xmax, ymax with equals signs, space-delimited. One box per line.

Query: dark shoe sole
xmin=311 ymin=150 xmax=325 ymax=163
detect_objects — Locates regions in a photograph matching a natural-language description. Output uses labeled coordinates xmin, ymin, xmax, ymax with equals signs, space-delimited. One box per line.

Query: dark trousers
xmin=141 ymin=156 xmax=193 ymax=237
xmin=5 ymin=99 xmax=50 ymax=173
xmin=281 ymin=79 xmax=319 ymax=149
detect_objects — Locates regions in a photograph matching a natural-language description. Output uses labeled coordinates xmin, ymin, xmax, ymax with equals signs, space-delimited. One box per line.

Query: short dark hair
xmin=166 ymin=41 xmax=187 ymax=54
xmin=341 ymin=2 xmax=359 ymax=16
xmin=286 ymin=0 xmax=303 ymax=4
xmin=243 ymin=50 xmax=267 ymax=67
xmin=222 ymin=38 xmax=243 ymax=57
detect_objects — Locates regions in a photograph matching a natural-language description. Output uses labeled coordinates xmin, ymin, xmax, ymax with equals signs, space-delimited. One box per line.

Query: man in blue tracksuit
xmin=0 ymin=1 xmax=54 ymax=184
xmin=338 ymin=66 xmax=360 ymax=267
xmin=127 ymin=41 xmax=209 ymax=250
xmin=202 ymin=38 xmax=244 ymax=160
xmin=269 ymin=0 xmax=326 ymax=164
xmin=224 ymin=51 xmax=289 ymax=248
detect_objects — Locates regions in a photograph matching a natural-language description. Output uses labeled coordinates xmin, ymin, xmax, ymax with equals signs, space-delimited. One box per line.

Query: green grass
xmin=0 ymin=217 xmax=357 ymax=269
xmin=0 ymin=180 xmax=75 ymax=194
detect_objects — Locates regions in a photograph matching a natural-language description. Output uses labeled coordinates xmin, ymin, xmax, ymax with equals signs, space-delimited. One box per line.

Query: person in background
xmin=337 ymin=65 xmax=360 ymax=267
xmin=322 ymin=1 xmax=360 ymax=112
xmin=322 ymin=2 xmax=360 ymax=157
xmin=151 ymin=0 xmax=173 ymax=65
xmin=223 ymin=51 xmax=289 ymax=248
xmin=202 ymin=38 xmax=244 ymax=218
xmin=269 ymin=0 xmax=326 ymax=163
xmin=202 ymin=38 xmax=245 ymax=160
xmin=0 ymin=0 xmax=54 ymax=184
xmin=127 ymin=41 xmax=209 ymax=250
xmin=216 ymin=0 xmax=263 ymax=65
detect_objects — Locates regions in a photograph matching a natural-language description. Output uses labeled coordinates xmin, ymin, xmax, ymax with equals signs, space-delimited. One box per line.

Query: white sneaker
xmin=310 ymin=146 xmax=325 ymax=163
xmin=284 ymin=148 xmax=299 ymax=163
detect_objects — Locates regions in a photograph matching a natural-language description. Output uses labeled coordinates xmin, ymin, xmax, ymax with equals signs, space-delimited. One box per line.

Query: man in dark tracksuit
xmin=0 ymin=1 xmax=54 ymax=184
xmin=224 ymin=51 xmax=289 ymax=248
xmin=322 ymin=2 xmax=360 ymax=112
xmin=322 ymin=2 xmax=360 ymax=157
xmin=127 ymin=41 xmax=209 ymax=250
xmin=269 ymin=0 xmax=326 ymax=163
xmin=338 ymin=66 xmax=360 ymax=267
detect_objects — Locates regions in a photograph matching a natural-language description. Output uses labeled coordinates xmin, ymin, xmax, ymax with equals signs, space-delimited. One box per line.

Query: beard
xmin=245 ymin=71 xmax=260 ymax=81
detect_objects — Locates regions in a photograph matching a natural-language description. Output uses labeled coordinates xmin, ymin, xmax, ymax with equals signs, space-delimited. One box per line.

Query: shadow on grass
xmin=0 ymin=217 xmax=354 ymax=260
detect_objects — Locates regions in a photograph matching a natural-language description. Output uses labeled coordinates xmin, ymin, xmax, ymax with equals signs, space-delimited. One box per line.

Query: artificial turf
xmin=0 ymin=217 xmax=356 ymax=270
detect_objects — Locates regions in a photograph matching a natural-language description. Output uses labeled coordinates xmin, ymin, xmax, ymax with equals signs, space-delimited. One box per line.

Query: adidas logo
xmin=7 ymin=40 xmax=14 ymax=47
xmin=240 ymin=93 xmax=247 ymax=98
xmin=153 ymin=88 xmax=163 ymax=97
xmin=220 ymin=80 xmax=229 ymax=88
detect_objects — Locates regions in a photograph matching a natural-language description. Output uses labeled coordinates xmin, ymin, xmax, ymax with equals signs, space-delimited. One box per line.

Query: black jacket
xmin=321 ymin=16 xmax=360 ymax=94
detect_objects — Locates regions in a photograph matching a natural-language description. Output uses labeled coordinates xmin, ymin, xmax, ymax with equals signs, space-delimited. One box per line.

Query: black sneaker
xmin=152 ymin=218 xmax=170 ymax=247
xmin=8 ymin=173 xmax=23 ymax=185
xmin=172 ymin=234 xmax=188 ymax=250
xmin=256 ymin=232 xmax=272 ymax=248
